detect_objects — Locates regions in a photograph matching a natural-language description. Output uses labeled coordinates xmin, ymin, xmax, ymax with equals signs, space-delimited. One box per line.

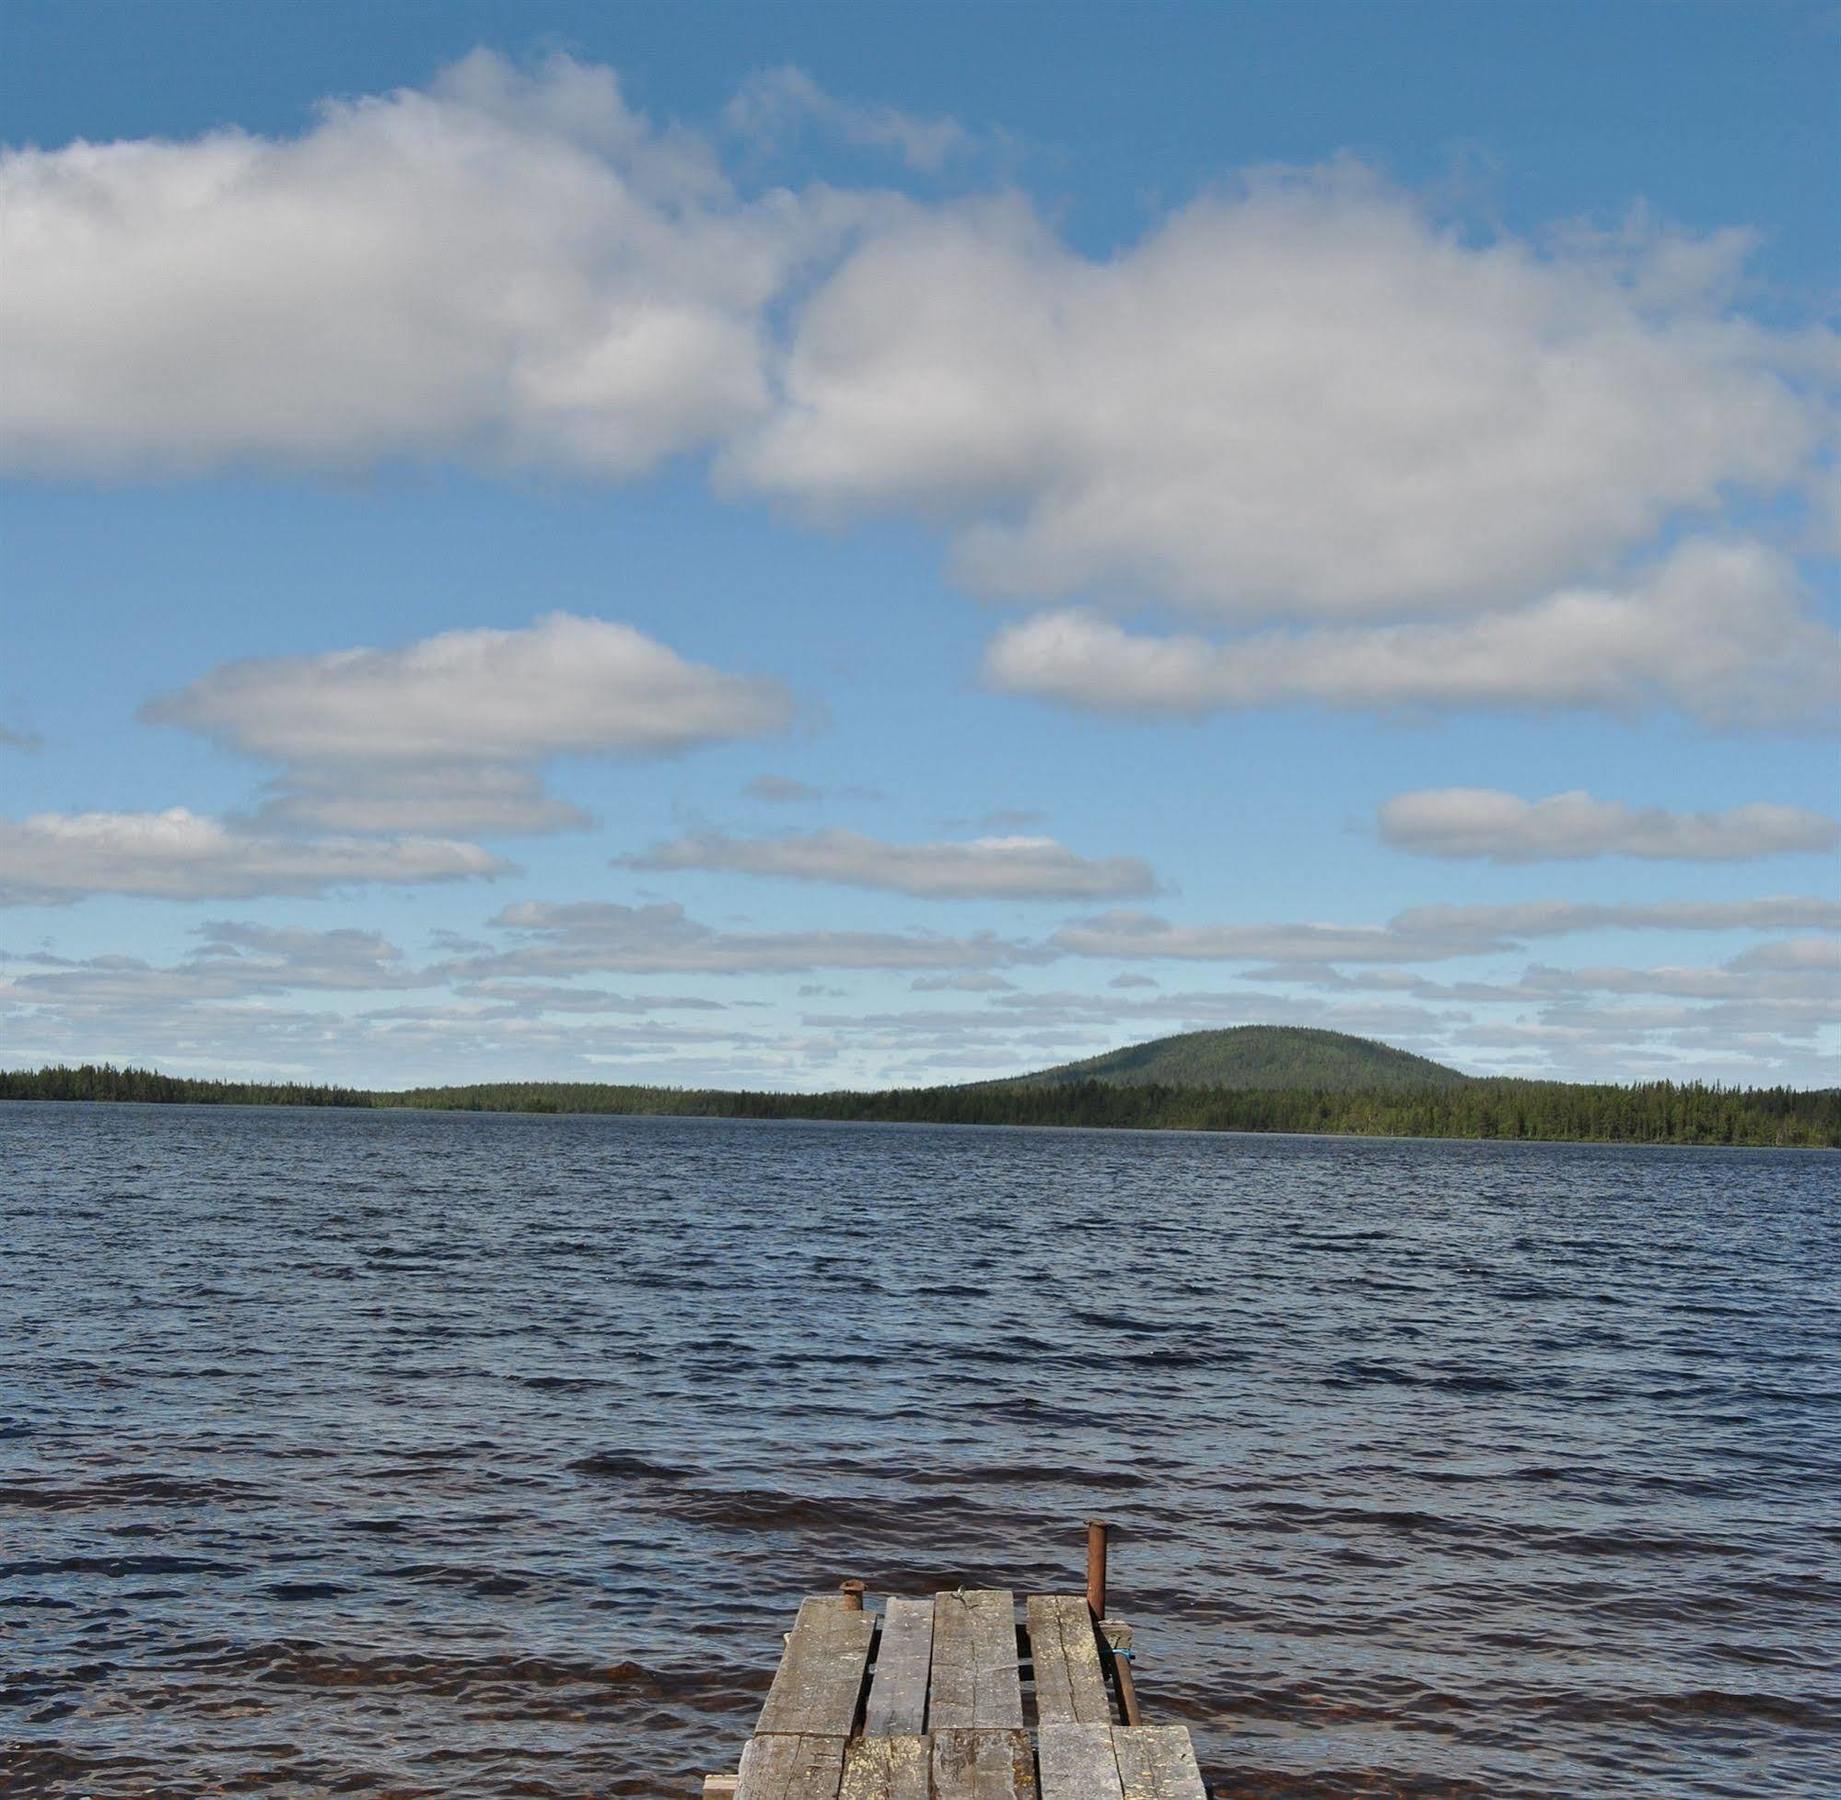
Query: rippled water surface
xmin=2 ymin=1103 xmax=1837 ymax=1797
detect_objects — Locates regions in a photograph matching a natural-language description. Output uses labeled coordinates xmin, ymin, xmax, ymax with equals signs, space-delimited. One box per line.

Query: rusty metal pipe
xmin=1085 ymin=1520 xmax=1109 ymax=1620
xmin=838 ymin=1579 xmax=866 ymax=1611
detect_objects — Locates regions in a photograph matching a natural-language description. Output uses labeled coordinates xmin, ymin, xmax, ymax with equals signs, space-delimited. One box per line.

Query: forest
xmin=3 ymin=1063 xmax=1835 ymax=1147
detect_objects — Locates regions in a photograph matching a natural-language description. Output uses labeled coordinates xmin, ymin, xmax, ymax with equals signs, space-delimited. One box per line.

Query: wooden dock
xmin=704 ymin=1527 xmax=1207 ymax=1799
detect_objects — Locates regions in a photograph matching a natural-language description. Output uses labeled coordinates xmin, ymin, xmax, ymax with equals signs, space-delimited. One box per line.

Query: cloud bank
xmin=622 ymin=827 xmax=1156 ymax=900
xmin=983 ymin=541 xmax=1841 ymax=729
xmin=1052 ymin=895 xmax=1841 ymax=966
xmin=7 ymin=55 xmax=1838 ymax=733
xmin=1380 ymin=788 xmax=1840 ymax=863
xmin=731 ymin=176 xmax=1827 ymax=622
xmin=465 ymin=899 xmax=1045 ymax=977
xmin=0 ymin=808 xmax=505 ymax=904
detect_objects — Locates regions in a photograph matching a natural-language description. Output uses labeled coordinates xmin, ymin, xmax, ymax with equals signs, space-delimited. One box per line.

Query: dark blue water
xmin=1 ymin=1103 xmax=1836 ymax=1797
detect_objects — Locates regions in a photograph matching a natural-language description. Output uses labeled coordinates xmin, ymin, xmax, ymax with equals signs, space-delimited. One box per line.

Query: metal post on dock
xmin=838 ymin=1579 xmax=865 ymax=1611
xmin=1085 ymin=1519 xmax=1108 ymax=1620
xmin=1087 ymin=1518 xmax=1145 ymax=1727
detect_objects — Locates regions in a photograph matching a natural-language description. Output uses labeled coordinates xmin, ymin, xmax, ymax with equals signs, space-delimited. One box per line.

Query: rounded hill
xmin=1002 ymin=1026 xmax=1468 ymax=1091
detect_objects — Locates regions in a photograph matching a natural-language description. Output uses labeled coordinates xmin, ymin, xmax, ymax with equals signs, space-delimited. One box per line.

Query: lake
xmin=1 ymin=1103 xmax=1835 ymax=1797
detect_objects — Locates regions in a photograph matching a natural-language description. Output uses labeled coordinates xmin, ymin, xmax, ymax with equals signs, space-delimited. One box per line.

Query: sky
xmin=1 ymin=0 xmax=1837 ymax=1091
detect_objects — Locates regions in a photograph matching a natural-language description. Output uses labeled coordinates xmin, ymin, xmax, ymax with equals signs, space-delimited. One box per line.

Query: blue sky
xmin=2 ymin=1 xmax=1837 ymax=1088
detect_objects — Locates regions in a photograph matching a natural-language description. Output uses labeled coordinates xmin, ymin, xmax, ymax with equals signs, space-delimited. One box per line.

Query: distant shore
xmin=4 ymin=1064 xmax=1835 ymax=1148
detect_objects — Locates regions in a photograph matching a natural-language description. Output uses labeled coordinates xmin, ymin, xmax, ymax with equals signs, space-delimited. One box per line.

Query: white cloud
xmin=1379 ymin=787 xmax=1840 ymax=862
xmin=0 ymin=808 xmax=505 ymax=904
xmin=1729 ymin=935 xmax=1841 ymax=975
xmin=450 ymin=980 xmax=728 ymax=1015
xmin=1 ymin=52 xmax=846 ymax=477
xmin=910 ymin=971 xmax=1018 ymax=992
xmin=7 ymin=898 xmax=1832 ymax=1086
xmin=1052 ymin=910 xmax=1470 ymax=965
xmin=1521 ymin=941 xmax=1841 ymax=1004
xmin=188 ymin=920 xmax=435 ymax=992
xmin=149 ymin=613 xmax=793 ymax=765
xmin=0 ymin=923 xmax=439 ymax=1009
xmin=142 ymin=613 xmax=794 ymax=840
xmin=727 ymin=66 xmax=973 ymax=173
xmin=621 ymin=826 xmax=1156 ymax=899
xmin=1393 ymin=895 xmax=1841 ymax=940
xmin=1234 ymin=939 xmax=1841 ymax=1013
xmin=984 ymin=540 xmax=1841 ymax=729
xmin=462 ymin=899 xmax=1042 ymax=976
xmin=1053 ymin=894 xmax=1841 ymax=965
xmin=731 ymin=172 xmax=1831 ymax=620
xmin=11 ymin=60 xmax=1831 ymax=639
xmin=0 ymin=980 xmax=784 ymax=1090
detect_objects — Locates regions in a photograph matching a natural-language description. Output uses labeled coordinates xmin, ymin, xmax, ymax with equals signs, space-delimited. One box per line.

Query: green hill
xmin=999 ymin=1025 xmax=1469 ymax=1091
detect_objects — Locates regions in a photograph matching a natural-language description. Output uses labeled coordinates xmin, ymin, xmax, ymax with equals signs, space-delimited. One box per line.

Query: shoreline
xmin=7 ymin=1082 xmax=1833 ymax=1148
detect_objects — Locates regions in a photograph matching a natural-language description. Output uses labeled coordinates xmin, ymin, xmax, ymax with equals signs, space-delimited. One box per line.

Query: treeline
xmin=3 ymin=1063 xmax=1837 ymax=1146
xmin=0 ymin=1063 xmax=373 ymax=1109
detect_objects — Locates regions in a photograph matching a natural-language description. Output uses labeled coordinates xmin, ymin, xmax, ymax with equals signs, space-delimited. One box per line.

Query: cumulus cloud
xmin=10 ymin=62 xmax=1832 ymax=619
xmin=621 ymin=826 xmax=1156 ymax=899
xmin=1379 ymin=788 xmax=1841 ymax=863
xmin=731 ymin=172 xmax=1831 ymax=619
xmin=1 ymin=52 xmax=852 ymax=476
xmin=143 ymin=613 xmax=794 ymax=839
xmin=726 ymin=66 xmax=973 ymax=173
xmin=1053 ymin=894 xmax=1841 ymax=965
xmin=150 ymin=613 xmax=792 ymax=765
xmin=984 ymin=540 xmax=1841 ymax=729
xmin=10 ymin=56 xmax=1839 ymax=754
xmin=460 ymin=899 xmax=1042 ymax=977
xmin=0 ymin=808 xmax=505 ymax=904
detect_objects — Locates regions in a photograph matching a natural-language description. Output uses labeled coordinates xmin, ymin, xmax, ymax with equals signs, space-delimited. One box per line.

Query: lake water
xmin=1 ymin=1102 xmax=1836 ymax=1797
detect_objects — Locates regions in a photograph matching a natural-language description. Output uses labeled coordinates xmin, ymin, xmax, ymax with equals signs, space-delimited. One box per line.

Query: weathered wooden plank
xmin=838 ymin=1735 xmax=930 ymax=1800
xmin=864 ymin=1596 xmax=934 ymax=1734
xmin=1026 ymin=1594 xmax=1113 ymax=1725
xmin=1037 ymin=1723 xmax=1125 ymax=1800
xmin=930 ymin=1728 xmax=1037 ymax=1800
xmin=930 ymin=1589 xmax=1024 ymax=1729
xmin=1111 ymin=1727 xmax=1207 ymax=1800
xmin=756 ymin=1596 xmax=876 ymax=1737
xmin=735 ymin=1732 xmax=847 ymax=1800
